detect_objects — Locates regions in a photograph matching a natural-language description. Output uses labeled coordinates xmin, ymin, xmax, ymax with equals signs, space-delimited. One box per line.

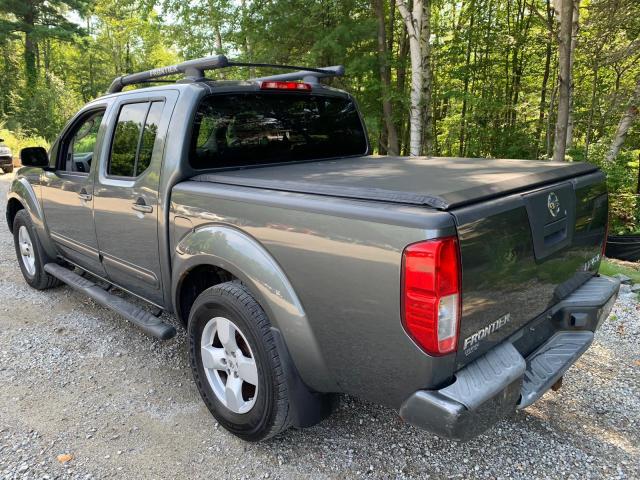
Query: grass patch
xmin=599 ymin=259 xmax=640 ymax=283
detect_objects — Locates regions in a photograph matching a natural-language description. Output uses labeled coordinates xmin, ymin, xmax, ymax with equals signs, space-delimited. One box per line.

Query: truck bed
xmin=189 ymin=155 xmax=608 ymax=370
xmin=191 ymin=156 xmax=598 ymax=210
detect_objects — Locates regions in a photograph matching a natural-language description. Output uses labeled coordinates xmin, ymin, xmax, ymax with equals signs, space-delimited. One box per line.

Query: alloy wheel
xmin=18 ymin=225 xmax=36 ymax=277
xmin=201 ymin=316 xmax=259 ymax=414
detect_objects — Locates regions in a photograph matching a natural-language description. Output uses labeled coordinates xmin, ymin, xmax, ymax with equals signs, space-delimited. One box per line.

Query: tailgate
xmin=452 ymin=171 xmax=608 ymax=368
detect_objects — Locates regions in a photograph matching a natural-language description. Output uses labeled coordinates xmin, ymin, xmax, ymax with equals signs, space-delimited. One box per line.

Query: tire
xmin=188 ymin=281 xmax=291 ymax=441
xmin=2 ymin=165 xmax=13 ymax=174
xmin=12 ymin=210 xmax=61 ymax=290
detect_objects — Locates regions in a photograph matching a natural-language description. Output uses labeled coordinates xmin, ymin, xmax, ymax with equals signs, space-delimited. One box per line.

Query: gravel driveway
xmin=0 ymin=173 xmax=638 ymax=480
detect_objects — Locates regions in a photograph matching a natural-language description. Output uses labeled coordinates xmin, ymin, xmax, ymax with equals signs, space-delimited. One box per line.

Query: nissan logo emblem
xmin=547 ymin=192 xmax=561 ymax=217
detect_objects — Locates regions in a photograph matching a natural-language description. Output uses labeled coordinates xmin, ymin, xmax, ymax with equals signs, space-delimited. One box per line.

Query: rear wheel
xmin=188 ymin=282 xmax=291 ymax=441
xmin=2 ymin=165 xmax=13 ymax=174
xmin=12 ymin=210 xmax=60 ymax=289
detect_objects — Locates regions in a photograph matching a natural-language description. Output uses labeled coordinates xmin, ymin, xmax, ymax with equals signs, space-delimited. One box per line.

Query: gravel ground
xmin=0 ymin=173 xmax=639 ymax=480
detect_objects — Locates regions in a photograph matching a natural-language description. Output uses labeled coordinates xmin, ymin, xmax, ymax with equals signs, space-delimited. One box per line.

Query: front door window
xmin=63 ymin=111 xmax=103 ymax=173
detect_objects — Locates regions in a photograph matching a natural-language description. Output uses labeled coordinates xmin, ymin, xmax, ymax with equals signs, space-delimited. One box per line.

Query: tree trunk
xmin=565 ymin=0 xmax=581 ymax=149
xmin=408 ymin=34 xmax=423 ymax=156
xmin=535 ymin=0 xmax=554 ymax=159
xmin=397 ymin=0 xmax=425 ymax=156
xmin=374 ymin=0 xmax=399 ymax=155
xmin=605 ymin=76 xmax=640 ymax=163
xmin=637 ymin=152 xmax=640 ymax=195
xmin=584 ymin=64 xmax=598 ymax=161
xmin=509 ymin=1 xmax=533 ymax=130
xmin=546 ymin=69 xmax=558 ymax=159
xmin=421 ymin=0 xmax=433 ymax=155
xmin=215 ymin=24 xmax=223 ymax=53
xmin=23 ymin=3 xmax=37 ymax=88
xmin=396 ymin=25 xmax=409 ymax=155
xmin=388 ymin=0 xmax=395 ymax=55
xmin=396 ymin=25 xmax=409 ymax=94
xmin=459 ymin=3 xmax=475 ymax=156
xmin=553 ymin=0 xmax=574 ymax=162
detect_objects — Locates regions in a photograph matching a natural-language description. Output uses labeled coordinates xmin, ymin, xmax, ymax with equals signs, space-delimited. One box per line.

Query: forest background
xmin=1 ymin=0 xmax=639 ymax=233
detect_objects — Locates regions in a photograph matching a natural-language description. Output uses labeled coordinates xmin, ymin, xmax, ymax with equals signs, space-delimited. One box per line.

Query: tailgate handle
xmin=543 ymin=217 xmax=568 ymax=247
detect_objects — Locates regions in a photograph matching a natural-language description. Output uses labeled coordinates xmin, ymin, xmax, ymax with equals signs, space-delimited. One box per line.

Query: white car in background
xmin=0 ymin=139 xmax=13 ymax=174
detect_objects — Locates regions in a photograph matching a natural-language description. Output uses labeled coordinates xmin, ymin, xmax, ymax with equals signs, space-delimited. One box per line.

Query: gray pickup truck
xmin=6 ymin=56 xmax=619 ymax=442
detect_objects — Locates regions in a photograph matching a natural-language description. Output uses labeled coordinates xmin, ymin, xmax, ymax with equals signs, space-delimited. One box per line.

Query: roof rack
xmin=106 ymin=55 xmax=345 ymax=94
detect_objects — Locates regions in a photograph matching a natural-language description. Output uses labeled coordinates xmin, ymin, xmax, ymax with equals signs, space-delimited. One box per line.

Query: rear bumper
xmin=399 ymin=274 xmax=620 ymax=441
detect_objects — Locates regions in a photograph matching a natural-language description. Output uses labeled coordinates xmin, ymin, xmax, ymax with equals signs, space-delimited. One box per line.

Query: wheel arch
xmin=5 ymin=196 xmax=24 ymax=234
xmin=7 ymin=177 xmax=58 ymax=259
xmin=172 ymin=224 xmax=336 ymax=393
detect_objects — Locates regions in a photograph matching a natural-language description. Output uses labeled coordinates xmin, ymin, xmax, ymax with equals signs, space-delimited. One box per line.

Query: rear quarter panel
xmin=171 ymin=181 xmax=457 ymax=408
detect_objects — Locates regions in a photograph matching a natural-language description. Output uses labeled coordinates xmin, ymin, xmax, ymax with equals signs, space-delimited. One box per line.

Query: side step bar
xmin=44 ymin=263 xmax=176 ymax=340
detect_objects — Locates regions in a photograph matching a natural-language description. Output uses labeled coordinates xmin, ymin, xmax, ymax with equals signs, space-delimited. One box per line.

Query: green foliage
xmin=0 ymin=0 xmax=639 ymax=232
xmin=599 ymin=259 xmax=640 ymax=283
xmin=588 ymin=142 xmax=640 ymax=234
xmin=0 ymin=124 xmax=49 ymax=154
xmin=14 ymin=75 xmax=84 ymax=138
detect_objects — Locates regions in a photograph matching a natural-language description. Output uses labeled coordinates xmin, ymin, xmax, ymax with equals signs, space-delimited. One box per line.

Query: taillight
xmin=401 ymin=236 xmax=461 ymax=356
xmin=260 ymin=81 xmax=312 ymax=91
xmin=601 ymin=220 xmax=609 ymax=259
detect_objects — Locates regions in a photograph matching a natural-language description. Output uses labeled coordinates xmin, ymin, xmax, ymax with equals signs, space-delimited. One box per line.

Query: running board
xmin=44 ymin=263 xmax=176 ymax=340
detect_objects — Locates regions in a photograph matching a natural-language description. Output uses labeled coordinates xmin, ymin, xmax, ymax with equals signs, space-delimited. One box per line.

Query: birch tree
xmin=565 ymin=0 xmax=581 ymax=149
xmin=605 ymin=76 xmax=640 ymax=163
xmin=396 ymin=0 xmax=432 ymax=156
xmin=421 ymin=0 xmax=433 ymax=156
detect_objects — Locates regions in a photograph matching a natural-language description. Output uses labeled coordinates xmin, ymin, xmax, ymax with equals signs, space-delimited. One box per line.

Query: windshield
xmin=189 ymin=92 xmax=368 ymax=169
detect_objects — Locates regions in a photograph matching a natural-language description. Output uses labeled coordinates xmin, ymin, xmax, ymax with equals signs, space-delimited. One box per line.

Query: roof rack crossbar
xmin=250 ymin=64 xmax=345 ymax=84
xmin=107 ymin=55 xmax=230 ymax=93
xmin=106 ymin=55 xmax=344 ymax=93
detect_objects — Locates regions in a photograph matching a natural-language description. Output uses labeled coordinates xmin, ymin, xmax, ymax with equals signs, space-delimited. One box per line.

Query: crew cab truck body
xmin=6 ymin=56 xmax=619 ymax=442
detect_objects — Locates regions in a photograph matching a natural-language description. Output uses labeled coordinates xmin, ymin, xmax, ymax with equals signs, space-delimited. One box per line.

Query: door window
xmin=137 ymin=102 xmax=163 ymax=174
xmin=62 ymin=111 xmax=104 ymax=172
xmin=108 ymin=101 xmax=164 ymax=178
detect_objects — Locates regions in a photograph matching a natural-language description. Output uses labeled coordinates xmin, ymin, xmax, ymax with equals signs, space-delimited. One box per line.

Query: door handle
xmin=132 ymin=198 xmax=153 ymax=214
xmin=78 ymin=189 xmax=92 ymax=202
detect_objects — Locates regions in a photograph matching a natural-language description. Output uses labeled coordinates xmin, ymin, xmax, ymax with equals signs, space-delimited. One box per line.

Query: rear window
xmin=189 ymin=93 xmax=367 ymax=169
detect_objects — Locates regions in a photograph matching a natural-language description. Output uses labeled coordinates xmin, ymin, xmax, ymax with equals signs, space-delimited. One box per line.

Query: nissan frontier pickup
xmin=6 ymin=56 xmax=619 ymax=441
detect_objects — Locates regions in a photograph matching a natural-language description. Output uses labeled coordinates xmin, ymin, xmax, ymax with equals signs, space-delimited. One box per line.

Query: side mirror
xmin=0 ymin=138 xmax=4 ymax=142
xmin=20 ymin=147 xmax=49 ymax=168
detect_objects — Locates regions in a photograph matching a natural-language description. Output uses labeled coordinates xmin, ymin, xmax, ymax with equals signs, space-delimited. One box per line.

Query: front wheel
xmin=13 ymin=210 xmax=60 ymax=290
xmin=188 ymin=282 xmax=291 ymax=441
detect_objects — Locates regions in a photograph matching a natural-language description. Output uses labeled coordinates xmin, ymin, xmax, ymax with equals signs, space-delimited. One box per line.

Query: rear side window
xmin=190 ymin=93 xmax=367 ymax=169
xmin=109 ymin=101 xmax=164 ymax=177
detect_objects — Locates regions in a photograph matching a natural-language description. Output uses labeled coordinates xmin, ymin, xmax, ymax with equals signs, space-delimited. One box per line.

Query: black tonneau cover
xmin=192 ymin=156 xmax=598 ymax=210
